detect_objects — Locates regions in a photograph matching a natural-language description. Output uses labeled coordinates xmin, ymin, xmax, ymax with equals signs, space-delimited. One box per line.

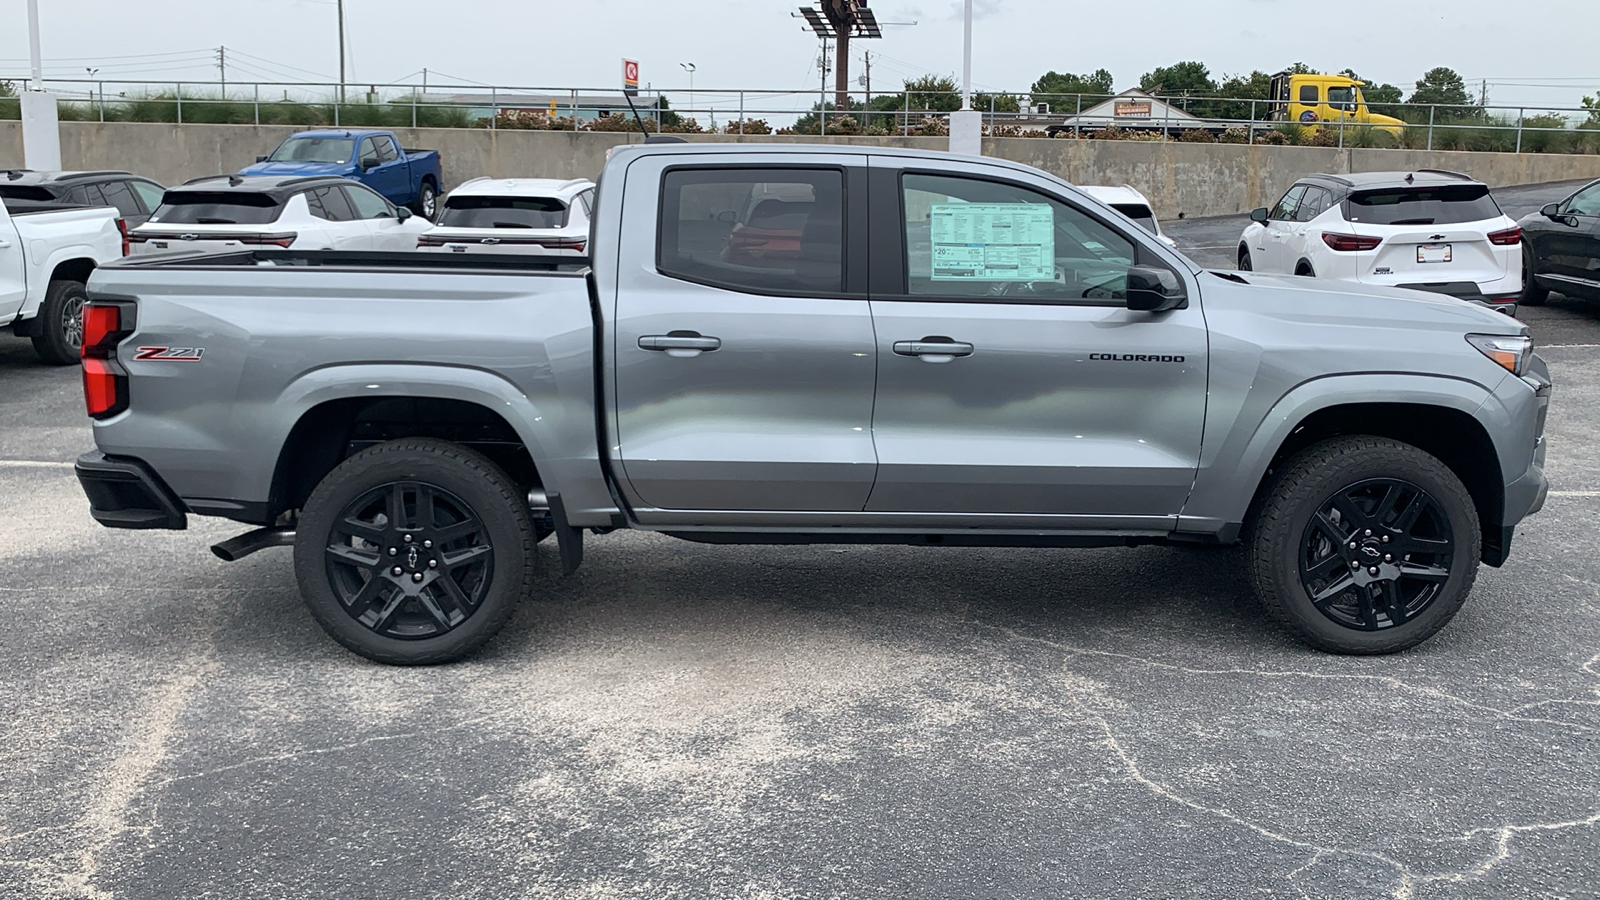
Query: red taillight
xmin=539 ymin=239 xmax=585 ymax=253
xmin=236 ymin=232 xmax=297 ymax=248
xmin=417 ymin=234 xmax=447 ymax=247
xmin=81 ymin=302 xmax=132 ymax=419
xmin=1321 ymin=232 xmax=1383 ymax=252
xmin=1487 ymin=226 xmax=1522 ymax=246
xmin=116 ymin=218 xmax=130 ymax=257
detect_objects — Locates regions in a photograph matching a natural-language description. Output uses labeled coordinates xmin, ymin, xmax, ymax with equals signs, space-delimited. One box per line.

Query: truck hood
xmin=1208 ymin=270 xmax=1525 ymax=335
xmin=238 ymin=160 xmax=358 ymax=177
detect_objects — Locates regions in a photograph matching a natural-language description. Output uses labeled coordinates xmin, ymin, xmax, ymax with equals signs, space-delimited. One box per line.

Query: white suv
xmin=129 ymin=175 xmax=430 ymax=255
xmin=418 ymin=177 xmax=595 ymax=255
xmin=1238 ymin=170 xmax=1523 ymax=314
xmin=1078 ymin=184 xmax=1178 ymax=248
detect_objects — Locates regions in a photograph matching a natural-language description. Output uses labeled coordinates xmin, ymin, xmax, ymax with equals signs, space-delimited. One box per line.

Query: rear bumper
xmin=1396 ymin=281 xmax=1519 ymax=315
xmin=75 ymin=451 xmax=188 ymax=530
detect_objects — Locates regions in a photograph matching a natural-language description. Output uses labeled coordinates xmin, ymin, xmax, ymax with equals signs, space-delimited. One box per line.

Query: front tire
xmin=294 ymin=439 xmax=535 ymax=665
xmin=1520 ymin=246 xmax=1548 ymax=306
xmin=1237 ymin=245 xmax=1253 ymax=271
xmin=411 ymin=181 xmax=439 ymax=222
xmin=30 ymin=280 xmax=88 ymax=366
xmin=1247 ymin=436 xmax=1480 ymax=655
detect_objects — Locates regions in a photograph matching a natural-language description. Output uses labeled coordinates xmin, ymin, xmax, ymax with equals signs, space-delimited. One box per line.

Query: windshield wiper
xmin=1388 ymin=217 xmax=1436 ymax=225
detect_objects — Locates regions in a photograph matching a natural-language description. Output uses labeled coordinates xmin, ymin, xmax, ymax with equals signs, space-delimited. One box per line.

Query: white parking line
xmin=0 ymin=460 xmax=74 ymax=469
xmin=1550 ymin=491 xmax=1600 ymax=497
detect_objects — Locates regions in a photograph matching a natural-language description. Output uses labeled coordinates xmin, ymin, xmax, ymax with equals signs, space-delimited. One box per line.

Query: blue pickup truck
xmin=239 ymin=129 xmax=443 ymax=220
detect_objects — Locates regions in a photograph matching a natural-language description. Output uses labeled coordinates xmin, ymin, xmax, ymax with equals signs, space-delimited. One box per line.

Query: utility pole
xmin=817 ymin=37 xmax=831 ymax=114
xmin=218 ymin=46 xmax=226 ymax=95
xmin=336 ymin=0 xmax=346 ymax=104
xmin=949 ymin=0 xmax=981 ymax=155
xmin=22 ymin=0 xmax=62 ymax=169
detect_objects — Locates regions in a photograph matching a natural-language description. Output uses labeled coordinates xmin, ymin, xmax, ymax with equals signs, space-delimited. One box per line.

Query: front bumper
xmin=75 ymin=451 xmax=188 ymax=530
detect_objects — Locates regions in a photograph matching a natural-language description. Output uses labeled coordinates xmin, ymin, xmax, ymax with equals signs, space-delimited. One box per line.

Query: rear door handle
xmin=639 ymin=332 xmax=721 ymax=358
xmin=893 ymin=338 xmax=974 ymax=362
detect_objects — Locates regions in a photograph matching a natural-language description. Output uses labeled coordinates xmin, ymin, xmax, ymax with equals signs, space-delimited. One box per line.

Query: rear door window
xmin=147 ymin=191 xmax=282 ymax=225
xmin=358 ymin=138 xmax=381 ymax=167
xmin=99 ymin=181 xmax=143 ymax=218
xmin=1345 ymin=185 xmax=1503 ymax=225
xmin=342 ymin=184 xmax=395 ymax=219
xmin=306 ymin=186 xmax=356 ymax=221
xmin=439 ymin=196 xmax=569 ymax=228
xmin=658 ymin=167 xmax=844 ymax=295
xmin=1294 ymin=187 xmax=1333 ymax=222
xmin=128 ymin=180 xmax=166 ymax=213
xmin=1565 ymin=183 xmax=1600 ymax=218
xmin=67 ymin=184 xmax=108 ymax=207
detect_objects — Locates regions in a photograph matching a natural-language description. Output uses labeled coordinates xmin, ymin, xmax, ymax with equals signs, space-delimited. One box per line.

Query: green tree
xmin=1407 ymin=67 xmax=1471 ymax=106
xmin=1285 ymin=61 xmax=1320 ymax=75
xmin=1214 ymin=70 xmax=1272 ymax=121
xmin=0 ymin=80 xmax=15 ymax=98
xmin=1030 ymin=68 xmax=1114 ymax=98
xmin=1139 ymin=61 xmax=1216 ymax=96
xmin=903 ymin=74 xmax=961 ymax=114
xmin=1581 ymin=93 xmax=1600 ymax=130
xmin=1339 ymin=69 xmax=1402 ymax=105
xmin=973 ymin=91 xmax=1022 ymax=114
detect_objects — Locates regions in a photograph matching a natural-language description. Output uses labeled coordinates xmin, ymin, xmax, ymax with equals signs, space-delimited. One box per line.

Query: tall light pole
xmin=948 ymin=0 xmax=981 ymax=155
xmin=337 ymin=0 xmax=347 ymax=104
xmin=22 ymin=0 xmax=61 ymax=169
xmin=679 ymin=62 xmax=696 ymax=117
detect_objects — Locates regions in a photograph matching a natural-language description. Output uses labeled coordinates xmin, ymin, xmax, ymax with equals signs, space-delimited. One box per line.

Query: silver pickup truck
xmin=75 ymin=144 xmax=1551 ymax=664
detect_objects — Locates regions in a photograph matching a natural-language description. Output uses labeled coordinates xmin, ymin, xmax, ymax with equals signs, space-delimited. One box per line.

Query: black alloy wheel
xmin=1247 ymin=436 xmax=1479 ymax=654
xmin=1237 ymin=246 xmax=1253 ymax=271
xmin=295 ymin=439 xmax=535 ymax=665
xmin=1297 ymin=479 xmax=1453 ymax=631
xmin=325 ymin=481 xmax=494 ymax=640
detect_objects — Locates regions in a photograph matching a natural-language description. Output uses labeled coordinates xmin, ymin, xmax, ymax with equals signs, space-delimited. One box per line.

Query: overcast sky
xmin=4 ymin=0 xmax=1597 ymax=115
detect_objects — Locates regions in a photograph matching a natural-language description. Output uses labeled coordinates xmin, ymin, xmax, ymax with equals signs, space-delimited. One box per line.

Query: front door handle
xmin=639 ymin=331 xmax=721 ymax=358
xmin=893 ymin=337 xmax=974 ymax=363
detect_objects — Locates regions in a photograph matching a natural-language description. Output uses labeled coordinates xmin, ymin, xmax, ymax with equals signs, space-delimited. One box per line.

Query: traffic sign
xmin=623 ymin=59 xmax=639 ymax=97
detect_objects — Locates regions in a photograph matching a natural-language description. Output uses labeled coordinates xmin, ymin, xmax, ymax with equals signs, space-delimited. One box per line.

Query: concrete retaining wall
xmin=5 ymin=121 xmax=1600 ymax=220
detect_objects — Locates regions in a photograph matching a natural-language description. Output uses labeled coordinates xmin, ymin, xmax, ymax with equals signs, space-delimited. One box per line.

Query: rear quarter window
xmin=1345 ymin=185 xmax=1502 ymax=226
xmin=147 ymin=191 xmax=282 ymax=225
xmin=1110 ymin=203 xmax=1158 ymax=234
xmin=0 ymin=185 xmax=57 ymax=202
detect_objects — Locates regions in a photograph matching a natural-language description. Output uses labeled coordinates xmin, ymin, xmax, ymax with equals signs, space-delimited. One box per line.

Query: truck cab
xmin=1270 ymin=72 xmax=1405 ymax=137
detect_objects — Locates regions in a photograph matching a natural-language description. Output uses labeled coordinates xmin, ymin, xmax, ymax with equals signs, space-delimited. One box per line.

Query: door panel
xmin=0 ymin=220 xmax=24 ymax=321
xmin=865 ymin=160 xmax=1207 ymax=521
xmin=610 ymin=160 xmax=878 ymax=514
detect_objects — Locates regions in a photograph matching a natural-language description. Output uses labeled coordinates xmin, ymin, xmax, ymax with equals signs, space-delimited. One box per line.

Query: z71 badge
xmin=134 ymin=347 xmax=205 ymax=362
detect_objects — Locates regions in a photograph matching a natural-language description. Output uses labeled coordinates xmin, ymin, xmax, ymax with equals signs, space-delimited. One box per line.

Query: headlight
xmin=1466 ymin=333 xmax=1532 ymax=377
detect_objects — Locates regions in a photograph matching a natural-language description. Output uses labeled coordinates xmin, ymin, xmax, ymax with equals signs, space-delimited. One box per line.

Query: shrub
xmin=1253 ymin=129 xmax=1289 ymax=145
xmin=915 ymin=116 xmax=947 ymax=137
xmin=1303 ymin=128 xmax=1338 ymax=147
xmin=1178 ymin=128 xmax=1215 ymax=143
xmin=720 ymin=118 xmax=772 ymax=134
xmin=1217 ymin=127 xmax=1250 ymax=144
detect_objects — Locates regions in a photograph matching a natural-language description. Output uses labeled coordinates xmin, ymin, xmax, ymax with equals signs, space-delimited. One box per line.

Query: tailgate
xmin=1355 ymin=225 xmax=1508 ymax=287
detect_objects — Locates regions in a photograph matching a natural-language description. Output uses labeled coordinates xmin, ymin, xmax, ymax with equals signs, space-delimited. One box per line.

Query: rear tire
xmin=1294 ymin=261 xmax=1316 ymax=278
xmin=1520 ymin=246 xmax=1548 ymax=306
xmin=294 ymin=438 xmax=535 ymax=665
xmin=30 ymin=280 xmax=88 ymax=366
xmin=411 ymin=181 xmax=439 ymax=222
xmin=1247 ymin=436 xmax=1480 ymax=655
xmin=1237 ymin=246 xmax=1253 ymax=271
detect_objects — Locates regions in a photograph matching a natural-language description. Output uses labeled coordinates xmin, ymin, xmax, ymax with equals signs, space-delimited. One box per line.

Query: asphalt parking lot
xmin=2 ymin=182 xmax=1598 ymax=899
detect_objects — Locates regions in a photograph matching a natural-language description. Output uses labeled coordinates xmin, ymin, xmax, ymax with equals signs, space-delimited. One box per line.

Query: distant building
xmin=416 ymin=91 xmax=665 ymax=123
xmin=1044 ymin=88 xmax=1213 ymax=135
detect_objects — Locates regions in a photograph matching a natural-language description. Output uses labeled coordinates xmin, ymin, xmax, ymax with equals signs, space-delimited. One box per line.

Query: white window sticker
xmin=929 ymin=202 xmax=1055 ymax=281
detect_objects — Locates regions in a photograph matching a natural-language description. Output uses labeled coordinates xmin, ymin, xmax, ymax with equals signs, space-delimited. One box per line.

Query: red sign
xmin=623 ymin=59 xmax=640 ymax=97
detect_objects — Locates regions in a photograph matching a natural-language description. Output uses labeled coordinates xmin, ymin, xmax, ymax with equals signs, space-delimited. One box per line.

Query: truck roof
xmin=287 ymin=129 xmax=392 ymax=139
xmin=602 ymin=141 xmax=1056 ymax=183
xmin=2 ymin=169 xmax=136 ymax=184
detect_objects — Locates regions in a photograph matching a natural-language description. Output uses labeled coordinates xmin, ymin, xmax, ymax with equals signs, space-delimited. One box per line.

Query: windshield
xmin=438 ymin=196 xmax=569 ymax=229
xmin=1110 ymin=202 xmax=1159 ymax=235
xmin=267 ymin=137 xmax=354 ymax=164
xmin=147 ymin=191 xmax=282 ymax=225
xmin=1345 ymin=184 xmax=1502 ymax=226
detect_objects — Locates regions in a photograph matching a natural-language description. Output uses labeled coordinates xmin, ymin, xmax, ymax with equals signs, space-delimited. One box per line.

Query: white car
xmin=129 ymin=174 xmax=430 ymax=256
xmin=1078 ymin=184 xmax=1177 ymax=248
xmin=0 ymin=187 xmax=124 ymax=364
xmin=1239 ymin=170 xmax=1523 ymax=314
xmin=418 ymin=177 xmax=595 ymax=255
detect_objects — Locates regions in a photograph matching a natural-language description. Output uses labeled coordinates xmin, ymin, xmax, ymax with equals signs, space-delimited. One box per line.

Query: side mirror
xmin=1250 ymin=207 xmax=1270 ymax=224
xmin=395 ymin=207 xmax=413 ymax=222
xmin=255 ymin=155 xmax=268 ymax=163
xmin=1125 ymin=265 xmax=1187 ymax=312
xmin=1541 ymin=202 xmax=1561 ymax=219
xmin=716 ymin=210 xmax=738 ymax=224
xmin=361 ymin=159 xmax=380 ymax=171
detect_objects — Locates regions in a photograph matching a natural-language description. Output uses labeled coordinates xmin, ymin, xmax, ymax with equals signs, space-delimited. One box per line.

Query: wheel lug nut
xmin=1369 ymin=567 xmax=1380 ymax=576
xmin=391 ymin=566 xmax=402 ymax=576
xmin=1381 ymin=535 xmax=1390 ymax=542
xmin=428 ymin=559 xmax=438 ymax=568
xmin=404 ymin=534 xmax=413 ymax=543
xmin=1384 ymin=554 xmax=1393 ymax=562
xmin=1349 ymin=541 xmax=1358 ymax=549
xmin=423 ymin=539 xmax=432 ymax=549
xmin=388 ymin=547 xmax=397 ymax=556
xmin=412 ymin=572 xmax=424 ymax=583
xmin=1351 ymin=561 xmax=1361 ymax=569
xmin=1364 ymin=529 xmax=1372 ymax=536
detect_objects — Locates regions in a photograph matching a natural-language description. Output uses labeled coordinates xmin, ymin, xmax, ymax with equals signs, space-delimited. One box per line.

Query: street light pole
xmin=960 ymin=0 xmax=972 ymax=111
xmin=337 ymin=0 xmax=347 ymax=104
xmin=22 ymin=0 xmax=62 ymax=169
xmin=679 ymin=62 xmax=696 ymax=118
xmin=948 ymin=0 xmax=981 ymax=155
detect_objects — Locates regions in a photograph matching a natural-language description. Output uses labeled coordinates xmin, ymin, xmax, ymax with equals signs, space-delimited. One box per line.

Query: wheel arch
xmin=49 ymin=256 xmax=97 ymax=286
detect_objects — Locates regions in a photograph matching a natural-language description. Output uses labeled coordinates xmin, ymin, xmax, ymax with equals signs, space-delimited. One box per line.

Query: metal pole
xmin=739 ymin=91 xmax=744 ymax=134
xmin=176 ymin=83 xmax=182 ymax=124
xmin=26 ymin=0 xmax=44 ymax=90
xmin=1248 ymin=98 xmax=1255 ymax=143
xmin=1515 ymin=108 xmax=1523 ymax=153
xmin=988 ymin=94 xmax=994 ymax=133
xmin=336 ymin=0 xmax=346 ymax=104
xmin=1075 ymin=94 xmax=1082 ymax=139
xmin=490 ymin=86 xmax=497 ymax=130
xmin=571 ymin=89 xmax=578 ymax=131
xmin=411 ymin=85 xmax=417 ymax=128
xmin=903 ymin=89 xmax=909 ymax=135
xmin=254 ymin=82 xmax=260 ymax=125
xmin=98 ymin=81 xmax=103 ymax=121
xmin=1427 ymin=104 xmax=1434 ymax=151
xmin=960 ymin=0 xmax=972 ymax=110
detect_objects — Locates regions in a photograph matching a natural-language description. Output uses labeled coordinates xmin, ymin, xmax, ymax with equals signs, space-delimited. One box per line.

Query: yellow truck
xmin=1269 ymin=71 xmax=1405 ymax=137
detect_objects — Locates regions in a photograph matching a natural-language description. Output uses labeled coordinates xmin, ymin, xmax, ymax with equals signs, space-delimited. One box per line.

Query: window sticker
xmin=929 ymin=202 xmax=1055 ymax=281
